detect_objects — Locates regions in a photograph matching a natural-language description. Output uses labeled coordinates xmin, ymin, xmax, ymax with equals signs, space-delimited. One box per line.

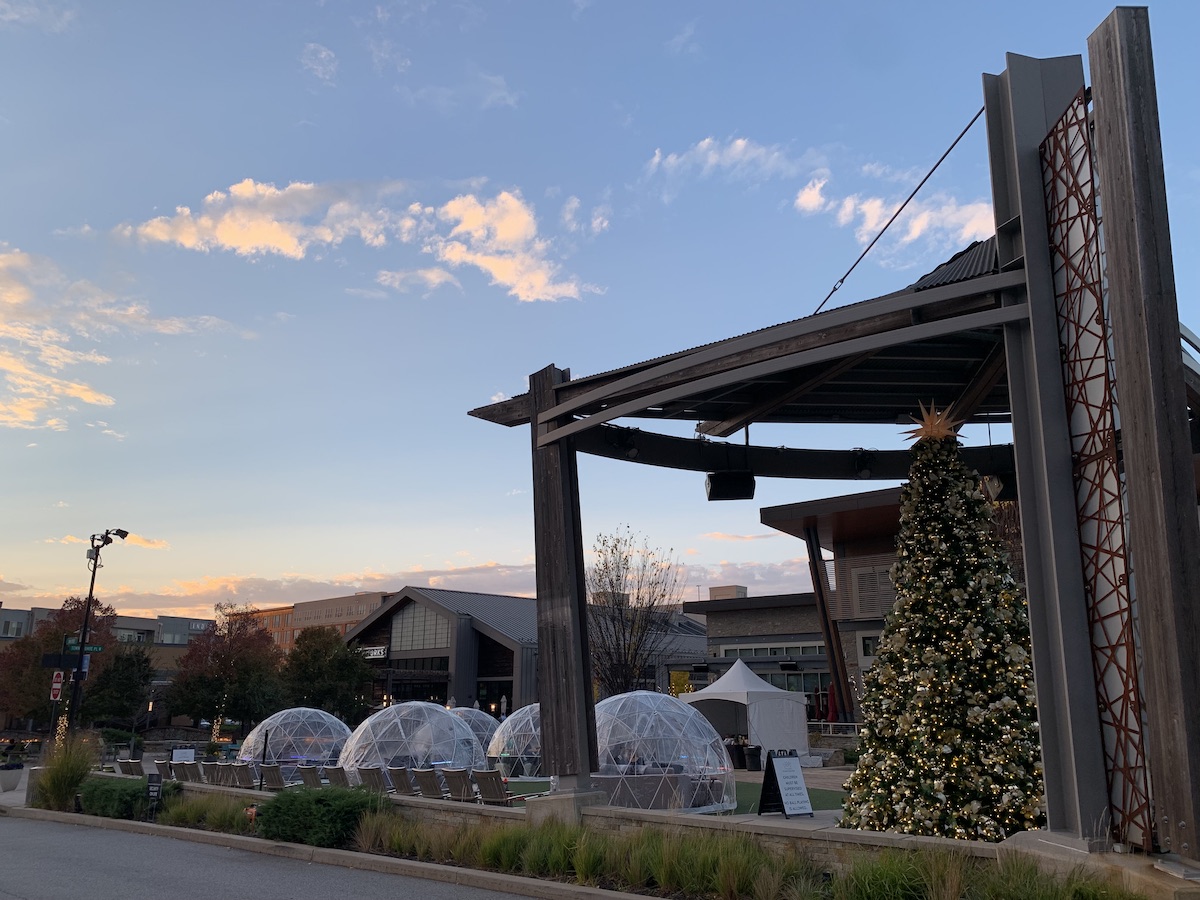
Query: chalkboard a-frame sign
xmin=757 ymin=753 xmax=815 ymax=819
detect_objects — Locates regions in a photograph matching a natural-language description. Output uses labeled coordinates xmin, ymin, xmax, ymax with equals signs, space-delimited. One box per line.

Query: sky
xmin=1 ymin=1 xmax=1198 ymax=620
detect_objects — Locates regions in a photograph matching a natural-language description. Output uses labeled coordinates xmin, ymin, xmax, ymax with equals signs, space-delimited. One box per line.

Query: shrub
xmin=255 ymin=787 xmax=384 ymax=849
xmin=157 ymin=792 xmax=256 ymax=834
xmin=79 ymin=775 xmax=180 ymax=819
xmin=34 ymin=737 xmax=97 ymax=812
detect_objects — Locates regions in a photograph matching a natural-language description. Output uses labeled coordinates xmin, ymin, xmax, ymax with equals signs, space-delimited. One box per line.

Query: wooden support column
xmin=984 ymin=52 xmax=1111 ymax=847
xmin=803 ymin=526 xmax=853 ymax=722
xmin=529 ymin=365 xmax=598 ymax=785
xmin=1089 ymin=7 xmax=1200 ymax=860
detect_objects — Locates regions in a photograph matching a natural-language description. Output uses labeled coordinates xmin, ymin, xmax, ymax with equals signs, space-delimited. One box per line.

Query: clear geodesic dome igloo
xmin=486 ymin=703 xmax=541 ymax=778
xmin=451 ymin=706 xmax=500 ymax=755
xmin=593 ymin=691 xmax=736 ymax=814
xmin=339 ymin=701 xmax=485 ymax=784
xmin=238 ymin=707 xmax=351 ymax=780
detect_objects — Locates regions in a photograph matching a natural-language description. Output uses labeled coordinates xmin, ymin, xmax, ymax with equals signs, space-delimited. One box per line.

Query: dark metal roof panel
xmin=909 ymin=238 xmax=998 ymax=291
xmin=413 ymin=587 xmax=539 ymax=645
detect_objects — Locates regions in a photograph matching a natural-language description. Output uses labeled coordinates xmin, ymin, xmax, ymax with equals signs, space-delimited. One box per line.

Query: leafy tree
xmin=81 ymin=644 xmax=154 ymax=725
xmin=281 ymin=626 xmax=373 ymax=725
xmin=0 ymin=596 xmax=117 ymax=727
xmin=166 ymin=602 xmax=284 ymax=736
xmin=841 ymin=407 xmax=1044 ymax=841
xmin=585 ymin=526 xmax=684 ymax=698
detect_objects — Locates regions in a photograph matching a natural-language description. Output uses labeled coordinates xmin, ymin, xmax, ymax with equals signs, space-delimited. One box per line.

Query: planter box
xmin=0 ymin=768 xmax=22 ymax=792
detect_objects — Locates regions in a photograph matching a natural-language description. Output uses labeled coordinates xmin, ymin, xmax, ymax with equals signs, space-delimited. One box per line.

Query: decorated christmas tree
xmin=841 ymin=404 xmax=1045 ymax=841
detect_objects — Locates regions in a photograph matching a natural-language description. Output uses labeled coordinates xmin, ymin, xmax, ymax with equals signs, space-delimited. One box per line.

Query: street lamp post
xmin=66 ymin=528 xmax=128 ymax=734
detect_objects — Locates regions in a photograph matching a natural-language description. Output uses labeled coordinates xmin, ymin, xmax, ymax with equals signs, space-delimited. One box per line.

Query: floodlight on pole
xmin=65 ymin=528 xmax=129 ymax=734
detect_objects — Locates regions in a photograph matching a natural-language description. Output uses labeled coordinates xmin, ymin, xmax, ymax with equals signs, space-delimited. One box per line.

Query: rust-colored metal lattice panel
xmin=1040 ymin=89 xmax=1153 ymax=851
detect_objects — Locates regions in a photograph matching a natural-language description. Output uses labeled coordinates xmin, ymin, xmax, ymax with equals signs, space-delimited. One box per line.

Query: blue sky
xmin=2 ymin=1 xmax=1197 ymax=618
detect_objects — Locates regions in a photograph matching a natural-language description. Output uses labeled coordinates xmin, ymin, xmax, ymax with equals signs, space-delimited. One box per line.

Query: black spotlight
xmin=705 ymin=471 xmax=756 ymax=501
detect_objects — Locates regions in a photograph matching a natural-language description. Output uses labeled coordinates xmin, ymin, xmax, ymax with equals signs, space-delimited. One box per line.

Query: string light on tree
xmin=841 ymin=403 xmax=1044 ymax=841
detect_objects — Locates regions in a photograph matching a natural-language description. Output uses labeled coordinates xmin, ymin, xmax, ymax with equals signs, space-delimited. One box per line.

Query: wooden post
xmin=803 ymin=526 xmax=853 ymax=722
xmin=1089 ymin=7 xmax=1200 ymax=860
xmin=529 ymin=365 xmax=598 ymax=785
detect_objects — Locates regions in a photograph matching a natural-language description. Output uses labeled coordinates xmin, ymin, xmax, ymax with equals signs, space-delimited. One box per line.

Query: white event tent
xmin=680 ymin=658 xmax=810 ymax=756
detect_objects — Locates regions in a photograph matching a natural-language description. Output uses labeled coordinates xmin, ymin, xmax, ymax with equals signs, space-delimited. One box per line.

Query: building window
xmin=392 ymin=603 xmax=450 ymax=652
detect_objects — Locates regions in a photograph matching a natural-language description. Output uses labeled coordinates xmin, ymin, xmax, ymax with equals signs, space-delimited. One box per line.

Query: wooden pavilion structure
xmin=471 ymin=8 xmax=1200 ymax=861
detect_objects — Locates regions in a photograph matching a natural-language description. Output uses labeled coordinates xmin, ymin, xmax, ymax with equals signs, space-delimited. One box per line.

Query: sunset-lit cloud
xmin=125 ymin=534 xmax=170 ymax=550
xmin=793 ymin=171 xmax=993 ymax=253
xmin=700 ymin=532 xmax=781 ymax=542
xmin=125 ymin=181 xmax=589 ymax=303
xmin=0 ymin=244 xmax=240 ymax=431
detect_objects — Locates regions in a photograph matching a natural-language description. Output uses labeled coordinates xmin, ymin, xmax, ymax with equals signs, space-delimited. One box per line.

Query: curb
xmin=2 ymin=806 xmax=643 ymax=900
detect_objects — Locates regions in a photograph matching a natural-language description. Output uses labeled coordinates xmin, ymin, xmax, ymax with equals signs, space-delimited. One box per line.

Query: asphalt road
xmin=0 ymin=817 xmax=522 ymax=900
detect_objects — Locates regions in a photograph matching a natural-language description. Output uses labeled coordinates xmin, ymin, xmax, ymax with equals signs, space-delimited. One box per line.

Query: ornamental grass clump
xmin=34 ymin=736 xmax=97 ymax=812
xmin=842 ymin=404 xmax=1045 ymax=841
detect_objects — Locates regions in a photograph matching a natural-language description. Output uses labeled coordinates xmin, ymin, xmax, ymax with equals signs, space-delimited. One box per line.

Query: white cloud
xmin=0 ymin=243 xmax=238 ymax=431
xmin=367 ymin=36 xmax=410 ymax=75
xmin=301 ymin=43 xmax=338 ymax=84
xmin=0 ymin=1 xmax=75 ymax=32
xmin=794 ymin=176 xmax=830 ymax=213
xmin=645 ymin=137 xmax=823 ymax=201
xmin=376 ymin=267 xmax=461 ymax=295
xmin=665 ymin=21 xmax=699 ymax=55
xmin=395 ymin=71 xmax=520 ymax=113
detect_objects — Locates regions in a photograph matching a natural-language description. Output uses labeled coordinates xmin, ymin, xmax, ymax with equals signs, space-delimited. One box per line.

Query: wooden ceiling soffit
xmin=467 ymin=270 xmax=1026 ymax=429
xmin=538 ymin=300 xmax=1030 ymax=448
xmin=696 ymin=352 xmax=877 ymax=438
xmin=950 ymin=342 xmax=1008 ymax=424
xmin=574 ymin=423 xmax=1017 ymax=481
xmin=539 ymin=271 xmax=1026 ymax=425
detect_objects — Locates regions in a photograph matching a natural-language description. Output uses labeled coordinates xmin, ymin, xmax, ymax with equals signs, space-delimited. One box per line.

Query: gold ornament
xmin=903 ymin=401 xmax=962 ymax=441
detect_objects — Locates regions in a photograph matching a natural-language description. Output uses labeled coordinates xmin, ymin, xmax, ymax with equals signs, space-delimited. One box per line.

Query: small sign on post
xmin=49 ymin=670 xmax=64 ymax=702
xmin=757 ymin=752 xmax=814 ymax=819
xmin=146 ymin=772 xmax=162 ymax=820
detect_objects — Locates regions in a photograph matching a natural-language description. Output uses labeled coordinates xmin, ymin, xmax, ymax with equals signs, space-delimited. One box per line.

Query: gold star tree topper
xmin=902 ymin=401 xmax=962 ymax=441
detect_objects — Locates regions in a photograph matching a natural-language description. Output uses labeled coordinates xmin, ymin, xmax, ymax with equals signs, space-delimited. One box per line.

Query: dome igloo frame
xmin=238 ymin=707 xmax=352 ymax=780
xmin=339 ymin=701 xmax=485 ymax=785
xmin=451 ymin=706 xmax=501 ymax=756
xmin=487 ymin=703 xmax=542 ymax=778
xmin=593 ymin=691 xmax=736 ymax=814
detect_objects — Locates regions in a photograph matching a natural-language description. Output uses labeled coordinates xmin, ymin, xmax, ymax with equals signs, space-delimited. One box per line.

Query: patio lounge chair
xmin=297 ymin=766 xmax=324 ymax=788
xmin=200 ymin=761 xmax=220 ymax=784
xmin=323 ymin=765 xmax=351 ymax=788
xmin=473 ymin=768 xmax=544 ymax=806
xmin=231 ymin=764 xmax=256 ymax=789
xmin=155 ymin=759 xmax=174 ymax=781
xmin=386 ymin=766 xmax=416 ymax=795
xmin=356 ymin=766 xmax=390 ymax=793
xmin=413 ymin=768 xmax=448 ymax=800
xmin=441 ymin=768 xmax=478 ymax=803
xmin=183 ymin=761 xmax=204 ymax=783
xmin=259 ymin=764 xmax=293 ymax=791
xmin=116 ymin=759 xmax=139 ymax=776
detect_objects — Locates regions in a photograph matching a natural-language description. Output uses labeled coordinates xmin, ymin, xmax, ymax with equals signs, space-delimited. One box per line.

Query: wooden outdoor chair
xmin=154 ymin=760 xmax=174 ymax=781
xmin=386 ymin=766 xmax=416 ymax=795
xmin=200 ymin=761 xmax=220 ymax=784
xmin=473 ymin=768 xmax=544 ymax=806
xmin=183 ymin=761 xmax=204 ymax=783
xmin=413 ymin=768 xmax=448 ymax=800
xmin=441 ymin=768 xmax=478 ymax=803
xmin=259 ymin=764 xmax=293 ymax=791
xmin=215 ymin=763 xmax=234 ymax=786
xmin=297 ymin=765 xmax=324 ymax=788
xmin=323 ymin=765 xmax=351 ymax=788
xmin=116 ymin=759 xmax=139 ymax=776
xmin=356 ymin=766 xmax=390 ymax=793
xmin=231 ymin=764 xmax=256 ymax=789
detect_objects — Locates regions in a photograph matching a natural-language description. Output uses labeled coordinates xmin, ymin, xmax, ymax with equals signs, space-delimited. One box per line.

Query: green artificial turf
xmin=734 ymin=779 xmax=846 ymax=815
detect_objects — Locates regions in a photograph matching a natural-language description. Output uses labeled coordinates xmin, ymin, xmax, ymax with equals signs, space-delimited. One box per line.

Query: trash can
xmin=729 ymin=743 xmax=746 ymax=769
xmin=745 ymin=745 xmax=762 ymax=772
